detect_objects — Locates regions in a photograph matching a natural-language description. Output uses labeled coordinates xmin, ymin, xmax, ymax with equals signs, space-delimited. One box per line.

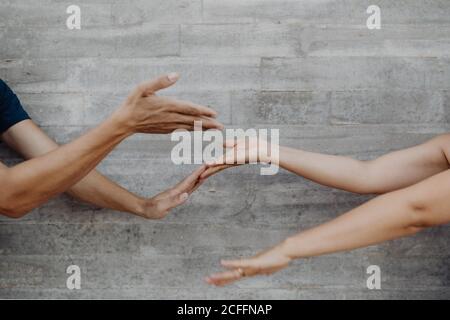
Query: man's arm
xmin=0 ymin=74 xmax=222 ymax=218
xmin=2 ymin=120 xmax=207 ymax=219
xmin=0 ymin=113 xmax=128 ymax=217
xmin=2 ymin=120 xmax=144 ymax=214
xmin=206 ymin=168 xmax=450 ymax=286
xmin=202 ymin=135 xmax=450 ymax=194
xmin=2 ymin=120 xmax=161 ymax=215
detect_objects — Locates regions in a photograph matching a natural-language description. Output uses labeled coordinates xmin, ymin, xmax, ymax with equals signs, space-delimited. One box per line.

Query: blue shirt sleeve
xmin=0 ymin=79 xmax=31 ymax=134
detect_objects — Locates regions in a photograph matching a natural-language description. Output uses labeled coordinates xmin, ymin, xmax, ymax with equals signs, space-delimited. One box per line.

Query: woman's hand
xmin=201 ymin=137 xmax=274 ymax=179
xmin=136 ymin=165 xmax=207 ymax=219
xmin=205 ymin=243 xmax=292 ymax=286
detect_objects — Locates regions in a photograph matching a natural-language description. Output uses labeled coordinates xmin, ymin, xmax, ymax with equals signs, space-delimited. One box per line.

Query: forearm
xmin=2 ymin=120 xmax=145 ymax=215
xmin=0 ymin=73 xmax=221 ymax=218
xmin=205 ymin=180 xmax=442 ymax=286
xmin=278 ymin=146 xmax=372 ymax=193
xmin=206 ymin=143 xmax=450 ymax=286
xmin=67 ymin=171 xmax=145 ymax=215
xmin=279 ymin=169 xmax=450 ymax=260
xmin=280 ymin=191 xmax=420 ymax=259
xmin=276 ymin=136 xmax=448 ymax=194
xmin=0 ymin=113 xmax=130 ymax=215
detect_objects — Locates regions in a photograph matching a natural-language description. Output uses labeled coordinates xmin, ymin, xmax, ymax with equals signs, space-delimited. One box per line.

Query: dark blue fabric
xmin=0 ymin=79 xmax=30 ymax=134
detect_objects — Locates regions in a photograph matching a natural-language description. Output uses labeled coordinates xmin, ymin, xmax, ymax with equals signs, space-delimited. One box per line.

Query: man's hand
xmin=201 ymin=137 xmax=273 ymax=179
xmin=136 ymin=165 xmax=207 ymax=219
xmin=0 ymin=74 xmax=221 ymax=218
xmin=115 ymin=73 xmax=223 ymax=134
xmin=205 ymin=244 xmax=291 ymax=286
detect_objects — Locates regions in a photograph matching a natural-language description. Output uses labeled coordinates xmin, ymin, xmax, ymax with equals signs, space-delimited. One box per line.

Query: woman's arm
xmin=0 ymin=74 xmax=221 ymax=218
xmin=202 ymin=135 xmax=450 ymax=194
xmin=277 ymin=134 xmax=450 ymax=193
xmin=206 ymin=168 xmax=450 ymax=286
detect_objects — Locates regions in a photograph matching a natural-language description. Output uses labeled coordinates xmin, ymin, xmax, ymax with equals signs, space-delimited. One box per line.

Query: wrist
xmin=275 ymin=145 xmax=292 ymax=168
xmin=262 ymin=142 xmax=279 ymax=164
xmin=133 ymin=196 xmax=149 ymax=217
xmin=279 ymin=236 xmax=298 ymax=261
xmin=108 ymin=106 xmax=135 ymax=137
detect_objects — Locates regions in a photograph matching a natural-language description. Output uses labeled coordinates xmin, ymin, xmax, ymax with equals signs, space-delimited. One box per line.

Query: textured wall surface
xmin=1 ymin=0 xmax=450 ymax=299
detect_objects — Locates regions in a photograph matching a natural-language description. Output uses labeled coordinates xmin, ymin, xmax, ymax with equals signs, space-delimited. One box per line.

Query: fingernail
xmin=167 ymin=72 xmax=179 ymax=82
xmin=181 ymin=192 xmax=189 ymax=200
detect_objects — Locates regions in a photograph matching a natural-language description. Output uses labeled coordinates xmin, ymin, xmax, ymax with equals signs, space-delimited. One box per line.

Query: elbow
xmin=0 ymin=201 xmax=31 ymax=219
xmin=0 ymin=174 xmax=34 ymax=219
xmin=0 ymin=190 xmax=32 ymax=219
xmin=406 ymin=199 xmax=435 ymax=230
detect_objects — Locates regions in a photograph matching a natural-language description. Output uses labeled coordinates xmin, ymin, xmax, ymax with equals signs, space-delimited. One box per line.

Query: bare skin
xmin=203 ymin=135 xmax=450 ymax=286
xmin=0 ymin=73 xmax=223 ymax=218
xmin=2 ymin=120 xmax=207 ymax=219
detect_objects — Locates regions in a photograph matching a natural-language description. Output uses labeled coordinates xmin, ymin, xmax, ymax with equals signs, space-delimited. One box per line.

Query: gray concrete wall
xmin=1 ymin=0 xmax=450 ymax=299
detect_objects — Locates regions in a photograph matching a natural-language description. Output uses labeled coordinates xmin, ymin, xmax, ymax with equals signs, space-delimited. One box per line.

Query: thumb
xmin=137 ymin=73 xmax=180 ymax=97
xmin=160 ymin=192 xmax=189 ymax=211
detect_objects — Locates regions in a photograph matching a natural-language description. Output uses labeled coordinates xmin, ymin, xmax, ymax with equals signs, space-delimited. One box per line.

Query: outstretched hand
xmin=201 ymin=137 xmax=273 ymax=179
xmin=116 ymin=73 xmax=223 ymax=134
xmin=136 ymin=165 xmax=207 ymax=219
xmin=205 ymin=244 xmax=291 ymax=286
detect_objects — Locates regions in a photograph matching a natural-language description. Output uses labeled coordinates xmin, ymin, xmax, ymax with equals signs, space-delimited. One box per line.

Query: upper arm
xmin=364 ymin=134 xmax=450 ymax=193
xmin=0 ymin=79 xmax=56 ymax=158
xmin=0 ymin=161 xmax=16 ymax=217
xmin=0 ymin=79 xmax=31 ymax=136
xmin=0 ymin=160 xmax=7 ymax=171
xmin=0 ymin=160 xmax=9 ymax=184
xmin=402 ymin=168 xmax=450 ymax=227
xmin=1 ymin=119 xmax=59 ymax=159
xmin=435 ymin=133 xmax=450 ymax=162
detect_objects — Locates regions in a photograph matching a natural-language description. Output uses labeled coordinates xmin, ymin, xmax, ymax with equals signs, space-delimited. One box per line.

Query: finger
xmin=203 ymin=140 xmax=235 ymax=166
xmin=199 ymin=115 xmax=224 ymax=130
xmin=200 ymin=166 xmax=222 ymax=179
xmin=188 ymin=166 xmax=208 ymax=189
xmin=214 ymin=149 xmax=238 ymax=165
xmin=222 ymin=260 xmax=261 ymax=278
xmin=189 ymin=178 xmax=205 ymax=194
xmin=171 ymin=100 xmax=218 ymax=118
xmin=136 ymin=73 xmax=180 ymax=97
xmin=174 ymin=165 xmax=207 ymax=192
xmin=173 ymin=114 xmax=223 ymax=130
xmin=158 ymin=192 xmax=189 ymax=212
xmin=140 ymin=123 xmax=193 ymax=134
xmin=223 ymin=139 xmax=237 ymax=148
xmin=205 ymin=269 xmax=243 ymax=286
xmin=205 ymin=149 xmax=231 ymax=166
xmin=200 ymin=164 xmax=234 ymax=179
